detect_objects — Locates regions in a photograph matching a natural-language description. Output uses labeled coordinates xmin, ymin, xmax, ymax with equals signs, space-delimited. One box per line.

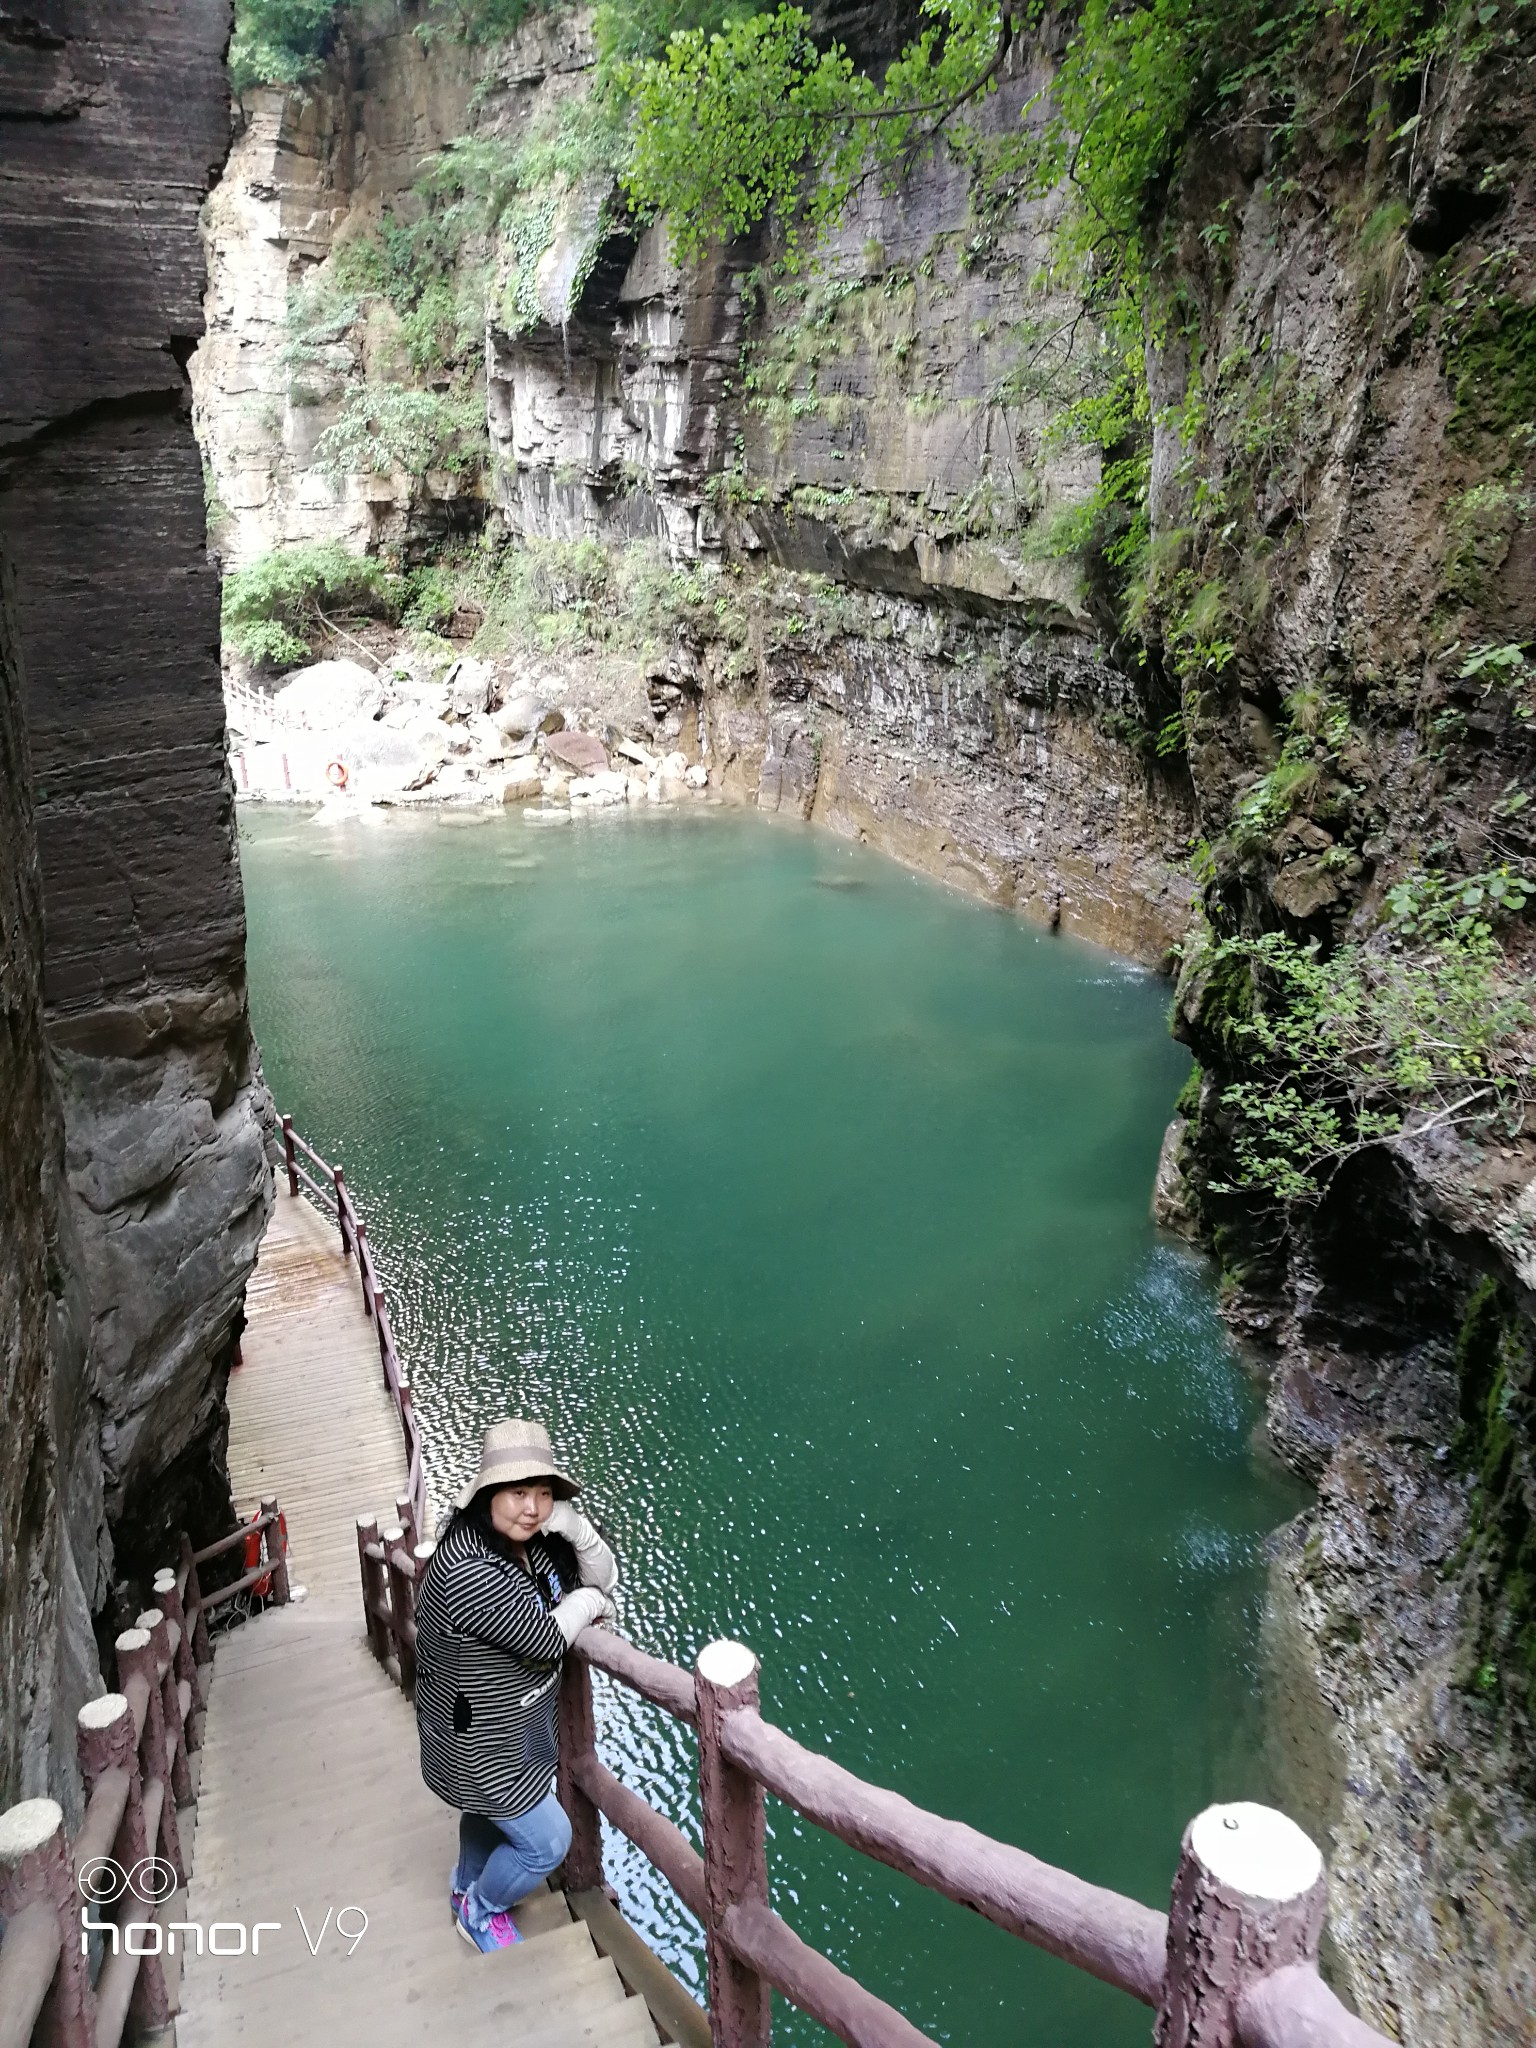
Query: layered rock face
xmin=195 ymin=11 xmax=489 ymax=563
xmin=197 ymin=6 xmax=1195 ymax=960
xmin=0 ymin=0 xmax=269 ymax=1811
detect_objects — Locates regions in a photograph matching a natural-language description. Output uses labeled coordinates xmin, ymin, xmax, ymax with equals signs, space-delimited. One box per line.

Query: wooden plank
xmin=567 ymin=1889 xmax=711 ymax=2048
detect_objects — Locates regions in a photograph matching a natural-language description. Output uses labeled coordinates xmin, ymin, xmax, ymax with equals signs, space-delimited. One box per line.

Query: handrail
xmin=720 ymin=1705 xmax=1166 ymax=2003
xmin=272 ymin=1111 xmax=425 ymax=1535
xmin=298 ymin=1089 xmax=1400 ymax=2048
xmin=0 ymin=1500 xmax=289 ymax=2048
xmin=558 ymin=1632 xmax=1398 ymax=2048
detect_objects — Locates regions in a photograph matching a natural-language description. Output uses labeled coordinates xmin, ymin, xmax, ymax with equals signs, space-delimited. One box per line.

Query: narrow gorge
xmin=1 ymin=0 xmax=269 ymax=1854
xmin=2 ymin=0 xmax=1532 ymax=2039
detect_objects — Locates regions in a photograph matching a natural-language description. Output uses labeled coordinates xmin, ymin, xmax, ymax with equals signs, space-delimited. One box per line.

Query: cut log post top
xmin=0 ymin=1797 xmax=65 ymax=1879
xmin=1156 ymin=1802 xmax=1328 ymax=2048
xmin=696 ymin=1639 xmax=771 ymax=2048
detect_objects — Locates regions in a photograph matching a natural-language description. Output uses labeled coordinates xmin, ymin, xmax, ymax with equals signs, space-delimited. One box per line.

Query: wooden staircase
xmin=173 ymin=1189 xmax=662 ymax=2048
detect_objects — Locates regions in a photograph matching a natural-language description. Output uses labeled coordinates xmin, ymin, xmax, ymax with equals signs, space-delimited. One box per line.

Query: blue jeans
xmin=456 ymin=1790 xmax=573 ymax=1914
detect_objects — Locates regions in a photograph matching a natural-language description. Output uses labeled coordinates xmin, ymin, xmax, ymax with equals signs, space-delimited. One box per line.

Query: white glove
xmin=552 ymin=1585 xmax=616 ymax=1646
xmin=541 ymin=1499 xmax=620 ymax=1596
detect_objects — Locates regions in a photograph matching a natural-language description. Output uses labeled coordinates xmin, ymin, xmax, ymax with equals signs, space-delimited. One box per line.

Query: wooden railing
xmin=552 ymin=1632 xmax=1397 ymax=2048
xmin=0 ymin=1507 xmax=289 ymax=2048
xmin=275 ymin=1113 xmax=428 ymax=1536
xmin=284 ymin=1104 xmax=1398 ymax=2048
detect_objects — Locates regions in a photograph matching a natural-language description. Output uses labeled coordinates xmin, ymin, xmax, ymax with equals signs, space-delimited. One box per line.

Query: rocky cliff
xmin=0 ymin=0 xmax=269 ymax=1814
xmin=197 ymin=3 xmax=1195 ymax=959
xmin=195 ymin=3 xmax=1536 ymax=2034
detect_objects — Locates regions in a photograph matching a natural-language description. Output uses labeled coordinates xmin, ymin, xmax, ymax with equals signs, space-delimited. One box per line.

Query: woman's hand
xmin=551 ymin=1584 xmax=616 ymax=1646
xmin=539 ymin=1500 xmax=585 ymax=1544
xmin=541 ymin=1500 xmax=620 ymax=1597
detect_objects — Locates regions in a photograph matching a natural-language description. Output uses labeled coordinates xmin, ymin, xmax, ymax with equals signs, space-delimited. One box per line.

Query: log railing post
xmin=1155 ymin=1802 xmax=1327 ymax=2048
xmin=384 ymin=1534 xmax=419 ymax=1694
xmin=260 ymin=1494 xmax=290 ymax=1605
xmin=136 ymin=1609 xmax=192 ymax=1808
xmin=179 ymin=1532 xmax=212 ymax=1666
xmin=334 ymin=1165 xmax=350 ymax=1254
xmin=695 ymin=1639 xmax=771 ymax=2048
xmin=154 ymin=1568 xmax=197 ymax=1697
xmin=557 ymin=1651 xmax=604 ymax=1891
xmin=0 ymin=1798 xmax=95 ymax=2048
xmin=115 ymin=1627 xmax=184 ymax=1884
xmin=280 ymin=1113 xmax=298 ymax=1197
xmin=355 ymin=1224 xmax=372 ymax=1315
xmin=395 ymin=1493 xmax=417 ymax=1554
xmin=356 ymin=1515 xmax=389 ymax=1663
xmin=78 ymin=1693 xmax=170 ymax=2032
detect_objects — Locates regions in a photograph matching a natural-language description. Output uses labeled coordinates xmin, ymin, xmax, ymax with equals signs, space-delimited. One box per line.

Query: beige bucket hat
xmin=454 ymin=1417 xmax=580 ymax=1509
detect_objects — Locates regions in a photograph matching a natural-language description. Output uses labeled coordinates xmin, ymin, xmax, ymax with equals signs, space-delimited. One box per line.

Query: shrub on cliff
xmin=229 ymin=0 xmax=342 ymax=94
xmin=221 ymin=542 xmax=396 ymax=669
xmin=1182 ymin=872 xmax=1534 ymax=1203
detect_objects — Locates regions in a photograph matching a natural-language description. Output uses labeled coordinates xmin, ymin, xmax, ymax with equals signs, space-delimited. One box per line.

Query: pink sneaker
xmin=455 ymin=1892 xmax=523 ymax=1952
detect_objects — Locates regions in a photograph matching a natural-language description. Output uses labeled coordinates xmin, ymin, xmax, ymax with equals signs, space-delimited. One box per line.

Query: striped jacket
xmin=414 ymin=1517 xmax=576 ymax=1818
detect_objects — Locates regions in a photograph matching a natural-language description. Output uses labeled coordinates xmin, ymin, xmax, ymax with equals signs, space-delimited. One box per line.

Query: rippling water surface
xmin=240 ymin=804 xmax=1304 ymax=2046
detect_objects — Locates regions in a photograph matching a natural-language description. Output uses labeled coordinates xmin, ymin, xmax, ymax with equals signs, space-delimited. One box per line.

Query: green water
xmin=239 ymin=804 xmax=1305 ymax=2046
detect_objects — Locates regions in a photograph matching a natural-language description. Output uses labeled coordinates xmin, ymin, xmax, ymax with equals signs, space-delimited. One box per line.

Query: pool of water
xmin=239 ymin=803 xmax=1306 ymax=2045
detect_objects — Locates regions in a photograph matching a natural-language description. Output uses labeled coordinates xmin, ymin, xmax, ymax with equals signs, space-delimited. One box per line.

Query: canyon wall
xmin=196 ymin=3 xmax=1195 ymax=961
xmin=0 ymin=0 xmax=269 ymax=1813
xmin=1157 ymin=36 xmax=1536 ymax=2038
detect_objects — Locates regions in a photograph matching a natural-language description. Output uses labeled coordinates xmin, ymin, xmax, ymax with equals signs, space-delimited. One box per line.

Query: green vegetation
xmin=313 ymin=383 xmax=486 ymax=481
xmin=221 ymin=542 xmax=396 ymax=667
xmin=1186 ymin=871 xmax=1533 ymax=1203
xmin=230 ymin=0 xmax=341 ymax=94
xmin=463 ymin=537 xmax=747 ymax=660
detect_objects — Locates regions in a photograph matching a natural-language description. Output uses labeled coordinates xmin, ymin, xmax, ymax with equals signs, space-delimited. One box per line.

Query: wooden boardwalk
xmin=175 ymin=1187 xmax=661 ymax=2048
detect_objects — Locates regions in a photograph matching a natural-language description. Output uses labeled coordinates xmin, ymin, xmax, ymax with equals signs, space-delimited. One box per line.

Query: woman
xmin=414 ymin=1417 xmax=618 ymax=1952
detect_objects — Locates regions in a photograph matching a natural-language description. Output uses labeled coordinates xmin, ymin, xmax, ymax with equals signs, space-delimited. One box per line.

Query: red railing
xmin=0 ymin=1508 xmax=289 ymax=2048
xmin=276 ymin=1113 xmax=428 ymax=1536
xmin=291 ymin=1106 xmax=1398 ymax=2048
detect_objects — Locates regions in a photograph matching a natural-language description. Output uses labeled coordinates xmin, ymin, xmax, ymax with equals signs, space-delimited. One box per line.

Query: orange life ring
xmin=326 ymin=759 xmax=349 ymax=790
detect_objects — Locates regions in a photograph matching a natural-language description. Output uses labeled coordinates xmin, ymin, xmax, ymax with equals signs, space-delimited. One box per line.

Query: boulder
xmin=466 ymin=712 xmax=510 ymax=760
xmin=443 ymin=654 xmax=495 ymax=717
xmin=499 ymin=759 xmax=543 ymax=804
xmin=684 ymin=763 xmax=709 ymax=788
xmin=495 ymin=691 xmax=562 ymax=738
xmin=570 ymin=771 xmax=628 ymax=806
xmin=544 ymin=729 xmax=609 ymax=775
xmin=612 ymin=736 xmax=659 ymax=770
xmin=273 ymin=657 xmax=382 ymax=729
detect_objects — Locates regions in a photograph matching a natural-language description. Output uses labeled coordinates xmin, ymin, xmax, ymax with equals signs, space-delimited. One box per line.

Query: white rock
xmin=569 ymin=771 xmax=627 ymax=807
xmin=467 ymin=712 xmax=510 ymax=760
xmin=684 ymin=764 xmax=709 ymax=788
xmin=495 ymin=691 xmax=558 ymax=738
xmin=612 ymin=737 xmax=660 ymax=770
xmin=443 ymin=654 xmax=495 ymax=717
xmin=499 ymin=760 xmax=543 ymax=804
xmin=273 ymin=658 xmax=382 ymax=730
xmin=661 ymin=751 xmax=688 ymax=778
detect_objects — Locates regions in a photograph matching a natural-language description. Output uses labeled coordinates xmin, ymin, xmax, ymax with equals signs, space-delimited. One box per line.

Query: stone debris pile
xmin=226 ymin=649 xmax=709 ymax=814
